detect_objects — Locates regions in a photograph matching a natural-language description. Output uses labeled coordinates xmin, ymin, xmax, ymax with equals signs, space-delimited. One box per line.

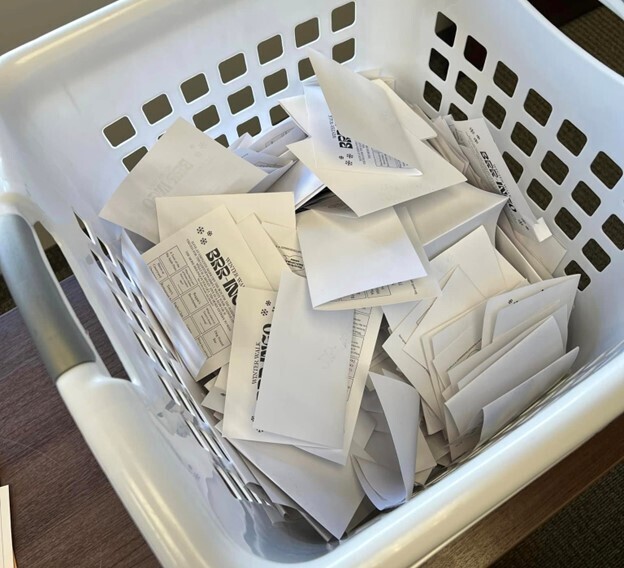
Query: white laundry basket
xmin=0 ymin=0 xmax=623 ymax=565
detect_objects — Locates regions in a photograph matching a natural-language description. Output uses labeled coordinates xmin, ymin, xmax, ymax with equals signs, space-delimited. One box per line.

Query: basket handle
xmin=0 ymin=213 xmax=95 ymax=379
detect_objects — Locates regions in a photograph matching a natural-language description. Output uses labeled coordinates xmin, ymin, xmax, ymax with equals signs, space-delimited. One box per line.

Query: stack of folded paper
xmin=99 ymin=50 xmax=578 ymax=540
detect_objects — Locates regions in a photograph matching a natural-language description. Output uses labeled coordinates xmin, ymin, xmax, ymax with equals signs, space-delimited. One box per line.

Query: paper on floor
xmin=254 ymin=271 xmax=353 ymax=448
xmin=156 ymin=193 xmax=295 ymax=241
xmin=143 ymin=206 xmax=271 ymax=377
xmin=297 ymin=208 xmax=427 ymax=308
xmin=100 ymin=119 xmax=266 ymax=243
xmin=0 ymin=486 xmax=13 ymax=568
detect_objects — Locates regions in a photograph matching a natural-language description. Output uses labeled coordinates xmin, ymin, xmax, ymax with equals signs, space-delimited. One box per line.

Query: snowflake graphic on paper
xmin=346 ymin=153 xmax=354 ymax=159
xmin=200 ymin=238 xmax=207 ymax=245
xmin=265 ymin=300 xmax=272 ymax=307
xmin=345 ymin=160 xmax=353 ymax=166
xmin=197 ymin=227 xmax=205 ymax=235
xmin=207 ymin=231 xmax=213 ymax=237
xmin=338 ymin=155 xmax=344 ymax=160
xmin=261 ymin=309 xmax=268 ymax=316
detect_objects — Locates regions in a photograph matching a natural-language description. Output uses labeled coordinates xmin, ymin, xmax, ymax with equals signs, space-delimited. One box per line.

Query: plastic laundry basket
xmin=0 ymin=0 xmax=623 ymax=566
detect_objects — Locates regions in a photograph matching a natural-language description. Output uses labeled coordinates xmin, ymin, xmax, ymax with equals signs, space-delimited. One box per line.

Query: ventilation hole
xmin=590 ymin=151 xmax=623 ymax=189
xmin=134 ymin=331 xmax=154 ymax=360
xmin=332 ymin=38 xmax=355 ymax=63
xmin=464 ymin=35 xmax=487 ymax=71
xmin=511 ymin=122 xmax=537 ymax=156
xmin=435 ymin=12 xmax=457 ymax=47
xmin=523 ymin=89 xmax=552 ymax=126
xmin=572 ymin=181 xmax=601 ymax=216
xmin=541 ymin=151 xmax=569 ymax=185
xmin=448 ymin=103 xmax=467 ymax=121
xmin=91 ymin=251 xmax=107 ymax=275
xmin=295 ymin=18 xmax=320 ymax=47
xmin=332 ymin=2 xmax=356 ymax=31
xmin=263 ymin=69 xmax=288 ymax=97
xmin=237 ymin=116 xmax=261 ymax=137
xmin=493 ymin=61 xmax=518 ymax=97
xmin=132 ymin=292 xmax=146 ymax=313
xmin=270 ymin=104 xmax=288 ymax=125
xmin=103 ymin=117 xmax=136 ymax=147
xmin=122 ymin=147 xmax=148 ymax=172
xmin=502 ymin=152 xmax=523 ymax=182
xmin=113 ymin=273 xmax=130 ymax=298
xmin=429 ymin=48 xmax=449 ymax=80
xmin=219 ymin=53 xmax=247 ymax=84
xmin=582 ymin=239 xmax=611 ymax=271
xmin=257 ymin=35 xmax=283 ymax=65
xmin=298 ymin=58 xmax=315 ymax=81
xmin=214 ymin=134 xmax=229 ymax=147
xmin=193 ymin=105 xmax=220 ymax=131
xmin=555 ymin=208 xmax=582 ymax=240
xmin=602 ymin=215 xmax=624 ymax=250
xmin=423 ymin=81 xmax=442 ymax=111
xmin=180 ymin=73 xmax=209 ymax=103
xmin=455 ymin=71 xmax=477 ymax=104
xmin=97 ymin=239 xmax=113 ymax=263
xmin=482 ymin=95 xmax=506 ymax=129
xmin=228 ymin=86 xmax=255 ymax=114
xmin=142 ymin=94 xmax=173 ymax=125
xmin=557 ymin=120 xmax=587 ymax=156
xmin=74 ymin=213 xmax=93 ymax=241
xmin=564 ymin=261 xmax=591 ymax=291
xmin=526 ymin=179 xmax=552 ymax=210
xmin=158 ymin=375 xmax=180 ymax=405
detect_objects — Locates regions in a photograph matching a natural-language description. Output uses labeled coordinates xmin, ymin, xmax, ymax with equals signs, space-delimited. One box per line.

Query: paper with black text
xmin=142 ymin=206 xmax=271 ymax=376
xmin=305 ymin=85 xmax=421 ymax=175
xmin=231 ymin=438 xmax=364 ymax=539
xmin=100 ymin=119 xmax=266 ymax=243
xmin=288 ymin=136 xmax=465 ymax=217
xmin=254 ymin=271 xmax=353 ymax=448
xmin=297 ymin=208 xmax=427 ymax=308
xmin=448 ymin=118 xmax=551 ymax=242
xmin=156 ymin=193 xmax=295 ymax=240
xmin=445 ymin=315 xmax=565 ymax=436
xmin=308 ymin=49 xmax=435 ymax=167
xmin=479 ymin=347 xmax=579 ymax=444
xmin=262 ymin=222 xmax=306 ymax=276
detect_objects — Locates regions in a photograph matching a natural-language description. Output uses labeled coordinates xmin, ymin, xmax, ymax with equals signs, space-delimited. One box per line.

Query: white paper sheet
xmin=156 ymin=193 xmax=296 ymax=241
xmin=0 ymin=486 xmax=13 ymax=568
xmin=445 ymin=315 xmax=565 ymax=436
xmin=402 ymin=181 xmax=507 ymax=258
xmin=308 ymin=50 xmax=435 ymax=167
xmin=231 ymin=438 xmax=364 ymax=539
xmin=288 ymin=136 xmax=466 ymax=217
xmin=100 ymin=119 xmax=266 ymax=243
xmin=262 ymin=222 xmax=306 ymax=276
xmin=237 ymin=215 xmax=290 ymax=291
xmin=479 ymin=347 xmax=579 ymax=443
xmin=403 ymin=268 xmax=485 ymax=368
xmin=249 ymin=117 xmax=307 ymax=156
xmin=429 ymin=226 xmax=507 ymax=299
xmin=201 ymin=385 xmax=226 ymax=413
xmin=142 ymin=206 xmax=271 ymax=376
xmin=305 ymin=85 xmax=421 ymax=175
xmin=495 ymin=227 xmax=542 ymax=284
xmin=267 ymin=159 xmax=326 ymax=209
xmin=481 ymin=275 xmax=579 ymax=347
xmin=415 ymin=427 xmax=437 ymax=474
xmin=254 ymin=271 xmax=353 ymax=448
xmin=297 ymin=208 xmax=427 ymax=308
xmin=512 ymin=226 xmax=567 ymax=273
xmin=448 ymin=118 xmax=551 ymax=242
